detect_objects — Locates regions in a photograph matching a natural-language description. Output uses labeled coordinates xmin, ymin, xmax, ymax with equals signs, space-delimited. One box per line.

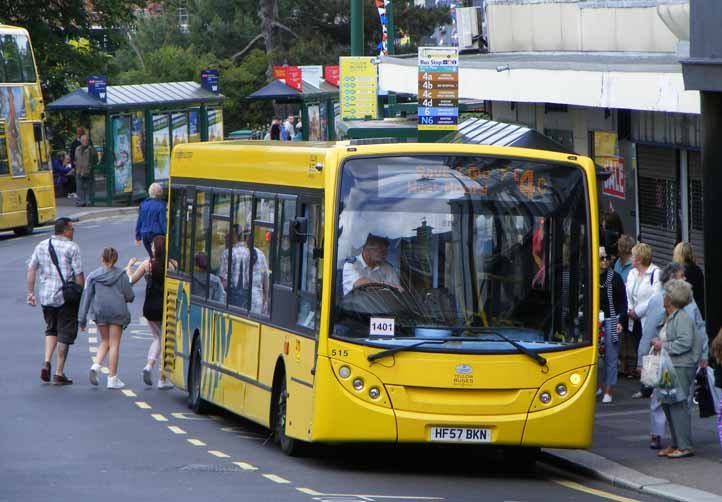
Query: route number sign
xmin=418 ymin=47 xmax=459 ymax=131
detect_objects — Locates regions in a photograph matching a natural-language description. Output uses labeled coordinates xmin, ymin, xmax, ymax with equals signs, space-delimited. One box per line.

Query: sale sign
xmin=600 ymin=157 xmax=625 ymax=199
xmin=285 ymin=66 xmax=303 ymax=91
xmin=325 ymin=65 xmax=340 ymax=87
xmin=272 ymin=66 xmax=287 ymax=82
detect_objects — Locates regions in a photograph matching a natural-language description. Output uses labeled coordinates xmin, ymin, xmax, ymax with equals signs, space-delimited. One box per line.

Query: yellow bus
xmin=162 ymin=140 xmax=599 ymax=459
xmin=0 ymin=24 xmax=55 ymax=235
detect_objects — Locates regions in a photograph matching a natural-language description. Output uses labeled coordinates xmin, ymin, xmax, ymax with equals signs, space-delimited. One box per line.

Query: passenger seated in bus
xmin=342 ymin=234 xmax=401 ymax=295
xmin=219 ymin=225 xmax=270 ymax=315
xmin=193 ymin=252 xmax=226 ymax=304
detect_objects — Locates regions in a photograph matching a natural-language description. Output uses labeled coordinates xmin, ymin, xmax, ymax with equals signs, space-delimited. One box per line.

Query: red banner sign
xmin=286 ymin=66 xmax=303 ymax=91
xmin=600 ymin=157 xmax=625 ymax=199
xmin=272 ymin=66 xmax=287 ymax=82
xmin=324 ymin=65 xmax=340 ymax=87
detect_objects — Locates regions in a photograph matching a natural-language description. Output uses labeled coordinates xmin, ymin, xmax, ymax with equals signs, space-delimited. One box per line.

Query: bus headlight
xmin=539 ymin=392 xmax=552 ymax=404
xmin=338 ymin=366 xmax=351 ymax=379
xmin=555 ymin=384 xmax=568 ymax=397
xmin=570 ymin=373 xmax=582 ymax=385
xmin=352 ymin=378 xmax=365 ymax=391
xmin=368 ymin=387 xmax=380 ymax=399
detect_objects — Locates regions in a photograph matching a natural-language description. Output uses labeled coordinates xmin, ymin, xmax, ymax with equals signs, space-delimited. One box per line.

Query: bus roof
xmin=170 ymin=140 xmax=594 ymax=190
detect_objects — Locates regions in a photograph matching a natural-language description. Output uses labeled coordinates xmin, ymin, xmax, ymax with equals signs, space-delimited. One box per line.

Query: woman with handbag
xmin=78 ymin=248 xmax=135 ymax=389
xmin=652 ymin=279 xmax=703 ymax=459
xmin=127 ymin=235 xmax=173 ymax=389
xmin=597 ymin=246 xmax=628 ymax=404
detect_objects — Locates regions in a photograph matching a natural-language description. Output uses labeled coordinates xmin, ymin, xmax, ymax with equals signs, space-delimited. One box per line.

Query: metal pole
xmin=351 ymin=0 xmax=364 ymax=56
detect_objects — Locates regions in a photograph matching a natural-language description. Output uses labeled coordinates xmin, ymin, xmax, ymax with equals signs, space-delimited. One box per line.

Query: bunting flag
xmin=375 ymin=0 xmax=390 ymax=56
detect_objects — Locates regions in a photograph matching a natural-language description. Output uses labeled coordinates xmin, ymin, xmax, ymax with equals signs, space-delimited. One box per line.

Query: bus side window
xmin=297 ymin=202 xmax=323 ymax=332
xmin=0 ymin=124 xmax=9 ymax=175
xmin=228 ymin=192 xmax=253 ymax=310
xmin=251 ymin=196 xmax=275 ymax=316
xmin=191 ymin=191 xmax=212 ymax=299
xmin=167 ymin=187 xmax=184 ymax=273
xmin=276 ymin=198 xmax=297 ymax=288
xmin=208 ymin=192 xmax=231 ymax=305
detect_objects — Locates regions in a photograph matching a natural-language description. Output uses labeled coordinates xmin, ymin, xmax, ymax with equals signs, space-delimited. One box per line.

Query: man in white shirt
xmin=282 ymin=115 xmax=295 ymax=141
xmin=342 ymin=234 xmax=401 ymax=295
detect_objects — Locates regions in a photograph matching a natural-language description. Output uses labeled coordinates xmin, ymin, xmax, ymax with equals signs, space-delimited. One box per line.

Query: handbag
xmin=48 ymin=239 xmax=83 ymax=305
xmin=640 ymin=348 xmax=661 ymax=387
xmin=694 ymin=367 xmax=717 ymax=418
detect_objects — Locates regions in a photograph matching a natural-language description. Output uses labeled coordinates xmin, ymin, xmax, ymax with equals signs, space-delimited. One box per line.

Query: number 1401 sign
xmin=370 ymin=317 xmax=395 ymax=337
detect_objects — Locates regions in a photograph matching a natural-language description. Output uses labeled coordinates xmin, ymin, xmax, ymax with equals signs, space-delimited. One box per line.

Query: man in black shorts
xmin=27 ymin=218 xmax=84 ymax=384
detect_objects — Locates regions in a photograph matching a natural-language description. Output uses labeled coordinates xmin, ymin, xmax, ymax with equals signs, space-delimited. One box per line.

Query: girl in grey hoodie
xmin=79 ymin=248 xmax=135 ymax=389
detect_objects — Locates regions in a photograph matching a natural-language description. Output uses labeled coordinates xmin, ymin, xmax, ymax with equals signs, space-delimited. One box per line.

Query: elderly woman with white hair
xmin=135 ymin=182 xmax=167 ymax=258
xmin=653 ymin=279 xmax=703 ymax=459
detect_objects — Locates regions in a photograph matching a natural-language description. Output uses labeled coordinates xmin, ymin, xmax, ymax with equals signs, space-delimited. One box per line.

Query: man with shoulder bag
xmin=27 ymin=218 xmax=84 ymax=385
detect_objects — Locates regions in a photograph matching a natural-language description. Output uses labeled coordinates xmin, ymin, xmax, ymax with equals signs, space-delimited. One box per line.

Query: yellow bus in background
xmin=162 ymin=140 xmax=599 ymax=461
xmin=0 ymin=25 xmax=55 ymax=235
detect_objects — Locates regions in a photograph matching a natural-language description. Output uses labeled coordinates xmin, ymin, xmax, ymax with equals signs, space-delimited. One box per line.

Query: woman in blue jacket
xmin=135 ymin=183 xmax=167 ymax=258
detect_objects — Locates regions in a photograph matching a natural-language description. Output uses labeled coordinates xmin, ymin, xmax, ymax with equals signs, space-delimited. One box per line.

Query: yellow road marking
xmin=121 ymin=390 xmax=136 ymax=397
xmin=135 ymin=401 xmax=151 ymax=409
xmin=554 ymin=480 xmax=639 ymax=502
xmin=296 ymin=488 xmax=322 ymax=495
xmin=151 ymin=414 xmax=168 ymax=422
xmin=233 ymin=462 xmax=258 ymax=471
xmin=88 ymin=337 xmax=97 ymax=343
xmin=318 ymin=495 xmax=443 ymax=500
xmin=262 ymin=474 xmax=290 ymax=484
xmin=187 ymin=438 xmax=206 ymax=446
xmin=88 ymin=346 xmax=97 ymax=353
xmin=208 ymin=450 xmax=230 ymax=458
xmin=168 ymin=426 xmax=186 ymax=434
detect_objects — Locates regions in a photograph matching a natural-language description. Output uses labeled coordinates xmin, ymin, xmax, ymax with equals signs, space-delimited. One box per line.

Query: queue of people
xmin=596 ymin=211 xmax=721 ymax=460
xmin=263 ymin=115 xmax=303 ymax=141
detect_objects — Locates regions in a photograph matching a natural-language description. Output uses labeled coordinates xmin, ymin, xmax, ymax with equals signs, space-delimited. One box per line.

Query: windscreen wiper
xmin=367 ymin=340 xmax=447 ymax=363
xmin=458 ymin=327 xmax=547 ymax=366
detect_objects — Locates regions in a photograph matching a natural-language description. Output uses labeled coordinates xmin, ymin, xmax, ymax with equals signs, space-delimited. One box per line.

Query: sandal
xmin=666 ymin=449 xmax=694 ymax=459
xmin=657 ymin=446 xmax=675 ymax=457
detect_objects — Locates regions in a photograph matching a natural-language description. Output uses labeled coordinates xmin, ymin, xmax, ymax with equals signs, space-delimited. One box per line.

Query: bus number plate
xmin=429 ymin=427 xmax=491 ymax=443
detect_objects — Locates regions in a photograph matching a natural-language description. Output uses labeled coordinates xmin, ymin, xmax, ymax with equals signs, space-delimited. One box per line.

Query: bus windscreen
xmin=333 ymin=154 xmax=591 ymax=353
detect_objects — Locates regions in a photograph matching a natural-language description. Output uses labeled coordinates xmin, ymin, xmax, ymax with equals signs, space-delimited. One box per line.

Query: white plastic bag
xmin=656 ymin=348 xmax=683 ymax=403
xmin=641 ymin=348 xmax=661 ymax=387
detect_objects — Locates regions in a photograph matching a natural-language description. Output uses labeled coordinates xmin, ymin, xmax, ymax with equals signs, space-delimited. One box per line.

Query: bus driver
xmin=342 ymin=234 xmax=401 ymax=295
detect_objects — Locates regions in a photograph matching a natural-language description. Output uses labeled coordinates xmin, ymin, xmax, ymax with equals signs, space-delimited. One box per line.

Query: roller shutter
xmin=688 ymin=151 xmax=704 ymax=268
xmin=637 ymin=145 xmax=679 ymax=266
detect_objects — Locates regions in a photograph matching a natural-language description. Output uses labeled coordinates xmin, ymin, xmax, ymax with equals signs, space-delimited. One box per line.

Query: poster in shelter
xmin=153 ymin=114 xmax=170 ymax=180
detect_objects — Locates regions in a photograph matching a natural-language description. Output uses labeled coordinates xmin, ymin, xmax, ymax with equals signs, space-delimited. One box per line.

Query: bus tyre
xmin=272 ymin=374 xmax=301 ymax=456
xmin=14 ymin=196 xmax=36 ymax=236
xmin=188 ymin=339 xmax=210 ymax=414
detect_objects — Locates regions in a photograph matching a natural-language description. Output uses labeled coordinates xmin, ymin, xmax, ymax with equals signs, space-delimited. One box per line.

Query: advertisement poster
xmin=418 ymin=46 xmax=459 ymax=131
xmin=594 ymin=131 xmax=625 ymax=199
xmin=153 ymin=114 xmax=170 ymax=180
xmin=131 ymin=112 xmax=145 ymax=163
xmin=319 ymin=102 xmax=328 ymax=141
xmin=207 ymin=109 xmax=224 ymax=142
xmin=0 ymin=87 xmax=26 ymax=176
xmin=307 ymin=104 xmax=321 ymax=141
xmin=172 ymin=112 xmax=188 ymax=148
xmin=188 ymin=110 xmax=200 ymax=142
xmin=112 ymin=116 xmax=132 ymax=194
xmin=273 ymin=66 xmax=287 ymax=82
xmin=286 ymin=66 xmax=303 ymax=92
xmin=339 ymin=57 xmax=377 ymax=120
xmin=324 ymin=66 xmax=340 ymax=87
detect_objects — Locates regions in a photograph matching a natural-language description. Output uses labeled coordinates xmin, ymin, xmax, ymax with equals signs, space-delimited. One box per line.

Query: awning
xmin=445 ymin=117 xmax=572 ymax=152
xmin=380 ymin=52 xmax=700 ymax=114
xmin=247 ymin=79 xmax=338 ymax=102
xmin=47 ymin=81 xmax=224 ymax=112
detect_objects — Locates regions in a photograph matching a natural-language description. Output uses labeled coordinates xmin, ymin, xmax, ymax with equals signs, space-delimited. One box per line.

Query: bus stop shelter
xmin=247 ymin=80 xmax=338 ymax=141
xmin=47 ymin=81 xmax=225 ymax=206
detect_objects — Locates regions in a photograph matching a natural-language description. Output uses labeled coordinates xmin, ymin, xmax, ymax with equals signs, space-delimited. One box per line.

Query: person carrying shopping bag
xmin=78 ymin=248 xmax=135 ymax=389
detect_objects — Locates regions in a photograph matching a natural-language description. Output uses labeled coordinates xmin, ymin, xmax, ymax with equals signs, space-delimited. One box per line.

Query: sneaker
xmin=40 ymin=362 xmax=51 ymax=383
xmin=157 ymin=379 xmax=174 ymax=390
xmin=658 ymin=446 xmax=676 ymax=457
xmin=632 ymin=391 xmax=644 ymax=399
xmin=51 ymin=374 xmax=73 ymax=385
xmin=602 ymin=394 xmax=613 ymax=404
xmin=666 ymin=449 xmax=694 ymax=459
xmin=89 ymin=363 xmax=101 ymax=386
xmin=595 ymin=388 xmax=603 ymax=397
xmin=650 ymin=435 xmax=662 ymax=450
xmin=107 ymin=375 xmax=125 ymax=389
xmin=142 ymin=368 xmax=152 ymax=386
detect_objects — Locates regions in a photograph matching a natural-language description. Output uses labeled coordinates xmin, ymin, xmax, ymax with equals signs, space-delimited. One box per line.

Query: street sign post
xmin=417 ymin=47 xmax=459 ymax=131
xmin=340 ymin=57 xmax=378 ymax=120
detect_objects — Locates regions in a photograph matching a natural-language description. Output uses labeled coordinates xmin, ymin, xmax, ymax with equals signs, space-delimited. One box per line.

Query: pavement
xmin=54 ymin=194 xmax=139 ymax=222
xmin=543 ymin=376 xmax=722 ymax=502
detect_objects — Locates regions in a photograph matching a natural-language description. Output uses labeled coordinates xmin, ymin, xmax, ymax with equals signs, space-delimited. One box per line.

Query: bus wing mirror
xmin=291 ymin=216 xmax=309 ymax=243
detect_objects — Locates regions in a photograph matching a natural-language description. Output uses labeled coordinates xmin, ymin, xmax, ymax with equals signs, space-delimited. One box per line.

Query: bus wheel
xmin=187 ymin=339 xmax=210 ymax=414
xmin=272 ymin=374 xmax=301 ymax=456
xmin=14 ymin=196 xmax=36 ymax=236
